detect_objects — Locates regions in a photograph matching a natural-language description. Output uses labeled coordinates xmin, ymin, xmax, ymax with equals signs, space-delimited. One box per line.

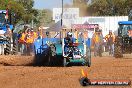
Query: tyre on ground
xmin=114 ymin=37 xmax=123 ymax=58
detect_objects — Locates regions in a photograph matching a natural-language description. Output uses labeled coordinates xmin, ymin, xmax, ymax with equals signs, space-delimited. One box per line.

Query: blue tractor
xmin=114 ymin=21 xmax=132 ymax=58
xmin=0 ymin=10 xmax=17 ymax=55
xmin=34 ymin=30 xmax=91 ymax=67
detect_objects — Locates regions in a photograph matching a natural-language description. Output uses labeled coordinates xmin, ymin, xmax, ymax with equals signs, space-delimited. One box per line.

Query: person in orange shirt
xmin=18 ymin=29 xmax=27 ymax=55
xmin=30 ymin=29 xmax=38 ymax=54
xmin=92 ymin=28 xmax=102 ymax=57
xmin=19 ymin=32 xmax=26 ymax=43
xmin=105 ymin=30 xmax=115 ymax=56
xmin=33 ymin=31 xmax=38 ymax=40
xmin=30 ymin=28 xmax=38 ymax=41
xmin=25 ymin=29 xmax=34 ymax=56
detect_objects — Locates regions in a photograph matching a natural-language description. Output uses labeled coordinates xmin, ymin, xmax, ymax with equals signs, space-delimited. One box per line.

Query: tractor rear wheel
xmin=114 ymin=37 xmax=123 ymax=58
xmin=4 ymin=38 xmax=11 ymax=55
xmin=12 ymin=43 xmax=18 ymax=55
xmin=114 ymin=43 xmax=123 ymax=58
xmin=50 ymin=44 xmax=56 ymax=57
xmin=48 ymin=44 xmax=57 ymax=66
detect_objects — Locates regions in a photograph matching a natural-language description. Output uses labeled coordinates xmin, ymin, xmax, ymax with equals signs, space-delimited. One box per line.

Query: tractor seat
xmin=69 ymin=43 xmax=79 ymax=47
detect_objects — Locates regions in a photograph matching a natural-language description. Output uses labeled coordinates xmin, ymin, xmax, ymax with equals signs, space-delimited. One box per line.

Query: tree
xmin=124 ymin=0 xmax=132 ymax=20
xmin=0 ymin=0 xmax=40 ymax=28
xmin=0 ymin=0 xmax=26 ymax=24
xmin=88 ymin=0 xmax=131 ymax=16
xmin=16 ymin=0 xmax=38 ymax=24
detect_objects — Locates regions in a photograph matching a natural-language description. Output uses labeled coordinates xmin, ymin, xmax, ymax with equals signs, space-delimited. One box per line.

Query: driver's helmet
xmin=6 ymin=24 xmax=10 ymax=28
xmin=67 ymin=32 xmax=72 ymax=37
xmin=46 ymin=31 xmax=49 ymax=36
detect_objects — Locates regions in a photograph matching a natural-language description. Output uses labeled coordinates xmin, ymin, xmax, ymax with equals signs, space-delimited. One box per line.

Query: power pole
xmin=61 ymin=0 xmax=64 ymax=27
xmin=129 ymin=10 xmax=132 ymax=20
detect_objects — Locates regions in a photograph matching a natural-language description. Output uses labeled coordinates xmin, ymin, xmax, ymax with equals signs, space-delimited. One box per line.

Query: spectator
xmin=92 ymin=28 xmax=103 ymax=57
xmin=37 ymin=26 xmax=43 ymax=39
xmin=105 ymin=30 xmax=115 ymax=56
xmin=25 ymin=29 xmax=34 ymax=56
xmin=4 ymin=24 xmax=12 ymax=38
xmin=18 ymin=29 xmax=27 ymax=55
xmin=30 ymin=28 xmax=37 ymax=53
xmin=98 ymin=29 xmax=104 ymax=57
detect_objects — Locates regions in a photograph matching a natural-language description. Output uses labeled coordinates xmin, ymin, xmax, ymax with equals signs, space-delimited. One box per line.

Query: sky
xmin=33 ymin=0 xmax=72 ymax=10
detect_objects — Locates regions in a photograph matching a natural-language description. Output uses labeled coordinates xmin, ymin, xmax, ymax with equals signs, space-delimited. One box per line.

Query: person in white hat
xmin=65 ymin=32 xmax=73 ymax=44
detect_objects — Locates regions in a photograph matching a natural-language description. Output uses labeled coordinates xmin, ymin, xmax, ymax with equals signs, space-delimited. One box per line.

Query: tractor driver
xmin=64 ymin=32 xmax=74 ymax=55
xmin=64 ymin=32 xmax=73 ymax=45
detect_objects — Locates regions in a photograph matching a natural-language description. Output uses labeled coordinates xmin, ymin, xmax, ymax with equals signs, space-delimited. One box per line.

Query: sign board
xmin=72 ymin=24 xmax=99 ymax=29
xmin=53 ymin=8 xmax=79 ymax=22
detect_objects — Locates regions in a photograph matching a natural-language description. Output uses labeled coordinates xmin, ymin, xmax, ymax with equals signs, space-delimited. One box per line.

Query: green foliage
xmin=16 ymin=0 xmax=38 ymax=24
xmin=0 ymin=0 xmax=54 ymax=28
xmin=88 ymin=0 xmax=132 ymax=16
xmin=0 ymin=0 xmax=39 ymax=24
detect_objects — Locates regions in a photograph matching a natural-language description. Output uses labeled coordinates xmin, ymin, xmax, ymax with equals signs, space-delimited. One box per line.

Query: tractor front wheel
xmin=4 ymin=43 xmax=11 ymax=55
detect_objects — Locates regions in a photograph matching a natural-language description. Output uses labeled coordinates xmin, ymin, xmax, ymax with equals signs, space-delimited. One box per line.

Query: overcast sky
xmin=33 ymin=0 xmax=72 ymax=10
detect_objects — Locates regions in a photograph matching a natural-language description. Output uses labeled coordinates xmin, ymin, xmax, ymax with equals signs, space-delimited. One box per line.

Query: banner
xmin=72 ymin=24 xmax=99 ymax=29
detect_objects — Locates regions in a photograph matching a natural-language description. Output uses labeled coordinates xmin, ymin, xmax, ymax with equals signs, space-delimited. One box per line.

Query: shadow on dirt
xmin=0 ymin=55 xmax=84 ymax=67
xmin=32 ymin=54 xmax=64 ymax=67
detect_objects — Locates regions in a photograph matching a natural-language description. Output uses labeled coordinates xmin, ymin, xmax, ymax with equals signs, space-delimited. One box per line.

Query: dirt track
xmin=0 ymin=55 xmax=132 ymax=88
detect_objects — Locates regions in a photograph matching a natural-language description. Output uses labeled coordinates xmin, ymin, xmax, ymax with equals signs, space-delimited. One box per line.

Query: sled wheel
xmin=63 ymin=57 xmax=67 ymax=67
xmin=50 ymin=44 xmax=56 ymax=56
